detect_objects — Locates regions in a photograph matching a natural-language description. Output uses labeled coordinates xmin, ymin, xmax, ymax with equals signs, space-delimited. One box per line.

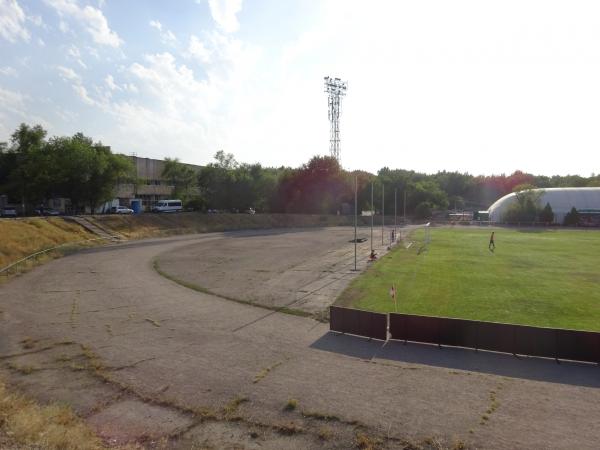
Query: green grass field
xmin=337 ymin=227 xmax=600 ymax=331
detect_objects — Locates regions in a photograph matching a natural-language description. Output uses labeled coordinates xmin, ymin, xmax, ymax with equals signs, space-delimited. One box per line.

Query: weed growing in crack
xmin=223 ymin=395 xmax=249 ymax=416
xmin=318 ymin=426 xmax=333 ymax=441
xmin=302 ymin=410 xmax=340 ymax=422
xmin=284 ymin=398 xmax=298 ymax=411
xmin=356 ymin=431 xmax=382 ymax=449
xmin=7 ymin=362 xmax=37 ymax=375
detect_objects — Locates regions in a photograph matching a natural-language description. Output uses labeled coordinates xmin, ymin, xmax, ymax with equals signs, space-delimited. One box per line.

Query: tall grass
xmin=0 ymin=378 xmax=103 ymax=449
xmin=0 ymin=218 xmax=95 ymax=269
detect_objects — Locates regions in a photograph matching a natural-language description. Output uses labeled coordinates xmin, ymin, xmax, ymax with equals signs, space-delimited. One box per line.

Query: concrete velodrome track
xmin=1 ymin=227 xmax=599 ymax=449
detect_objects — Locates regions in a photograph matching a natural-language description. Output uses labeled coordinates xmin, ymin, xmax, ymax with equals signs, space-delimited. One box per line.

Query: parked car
xmin=151 ymin=199 xmax=182 ymax=213
xmin=111 ymin=205 xmax=134 ymax=214
xmin=34 ymin=208 xmax=61 ymax=216
xmin=245 ymin=208 xmax=256 ymax=214
xmin=1 ymin=207 xmax=17 ymax=218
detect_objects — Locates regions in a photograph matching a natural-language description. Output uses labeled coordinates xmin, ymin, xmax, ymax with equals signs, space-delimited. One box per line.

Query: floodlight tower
xmin=324 ymin=76 xmax=347 ymax=162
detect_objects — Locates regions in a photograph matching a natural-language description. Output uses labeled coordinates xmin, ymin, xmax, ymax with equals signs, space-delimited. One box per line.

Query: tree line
xmin=2 ymin=123 xmax=599 ymax=217
xmin=170 ymin=151 xmax=600 ymax=218
xmin=0 ymin=124 xmax=133 ymax=213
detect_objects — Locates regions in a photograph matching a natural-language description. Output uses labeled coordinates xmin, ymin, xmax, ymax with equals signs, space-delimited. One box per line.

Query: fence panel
xmin=513 ymin=325 xmax=557 ymax=359
xmin=472 ymin=321 xmax=515 ymax=354
xmin=389 ymin=313 xmax=439 ymax=344
xmin=361 ymin=311 xmax=600 ymax=363
xmin=329 ymin=306 xmax=387 ymax=341
xmin=555 ymin=329 xmax=600 ymax=363
xmin=437 ymin=317 xmax=479 ymax=348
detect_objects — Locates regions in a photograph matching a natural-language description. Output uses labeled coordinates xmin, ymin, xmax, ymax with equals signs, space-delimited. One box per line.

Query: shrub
xmin=563 ymin=207 xmax=580 ymax=226
xmin=538 ymin=202 xmax=554 ymax=223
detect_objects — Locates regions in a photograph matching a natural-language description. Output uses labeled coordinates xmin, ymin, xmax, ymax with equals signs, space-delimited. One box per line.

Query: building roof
xmin=488 ymin=187 xmax=600 ymax=222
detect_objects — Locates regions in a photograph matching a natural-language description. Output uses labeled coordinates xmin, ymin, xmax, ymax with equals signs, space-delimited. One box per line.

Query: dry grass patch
xmin=318 ymin=426 xmax=333 ymax=441
xmin=6 ymin=362 xmax=38 ymax=375
xmin=20 ymin=337 xmax=38 ymax=349
xmin=0 ymin=218 xmax=95 ymax=269
xmin=302 ymin=410 xmax=340 ymax=422
xmin=253 ymin=360 xmax=283 ymax=384
xmin=274 ymin=421 xmax=303 ymax=435
xmin=355 ymin=431 xmax=382 ymax=450
xmin=222 ymin=395 xmax=249 ymax=417
xmin=0 ymin=377 xmax=103 ymax=449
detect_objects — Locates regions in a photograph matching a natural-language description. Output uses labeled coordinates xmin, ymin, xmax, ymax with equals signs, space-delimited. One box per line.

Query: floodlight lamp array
xmin=324 ymin=76 xmax=347 ymax=95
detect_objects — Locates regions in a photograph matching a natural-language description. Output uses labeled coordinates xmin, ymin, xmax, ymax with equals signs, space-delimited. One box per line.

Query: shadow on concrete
xmin=310 ymin=331 xmax=600 ymax=388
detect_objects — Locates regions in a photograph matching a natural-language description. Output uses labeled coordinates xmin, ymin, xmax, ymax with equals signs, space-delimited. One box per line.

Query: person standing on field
xmin=489 ymin=231 xmax=495 ymax=250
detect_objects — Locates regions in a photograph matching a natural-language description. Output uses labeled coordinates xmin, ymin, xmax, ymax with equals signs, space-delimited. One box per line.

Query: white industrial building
xmin=488 ymin=187 xmax=600 ymax=223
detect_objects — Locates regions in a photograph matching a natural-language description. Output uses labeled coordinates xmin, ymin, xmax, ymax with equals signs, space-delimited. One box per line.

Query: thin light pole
xmin=370 ymin=182 xmax=374 ymax=252
xmin=394 ymin=188 xmax=397 ymax=240
xmin=403 ymin=190 xmax=407 ymax=224
xmin=354 ymin=175 xmax=357 ymax=271
xmin=381 ymin=184 xmax=385 ymax=246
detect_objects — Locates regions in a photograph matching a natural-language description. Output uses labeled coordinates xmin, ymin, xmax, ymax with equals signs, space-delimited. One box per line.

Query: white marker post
xmin=354 ymin=175 xmax=357 ymax=271
xmin=381 ymin=184 xmax=385 ymax=246
xmin=370 ymin=182 xmax=374 ymax=252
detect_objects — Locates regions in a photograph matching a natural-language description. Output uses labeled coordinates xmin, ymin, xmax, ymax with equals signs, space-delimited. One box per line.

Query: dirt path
xmin=0 ymin=229 xmax=599 ymax=449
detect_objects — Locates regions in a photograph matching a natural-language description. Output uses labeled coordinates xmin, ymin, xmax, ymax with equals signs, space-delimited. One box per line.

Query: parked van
xmin=152 ymin=199 xmax=183 ymax=213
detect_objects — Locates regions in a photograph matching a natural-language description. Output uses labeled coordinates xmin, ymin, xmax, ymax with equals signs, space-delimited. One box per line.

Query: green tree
xmin=503 ymin=188 xmax=543 ymax=223
xmin=5 ymin=123 xmax=48 ymax=210
xmin=414 ymin=202 xmax=432 ymax=219
xmin=538 ymin=202 xmax=554 ymax=223
xmin=563 ymin=207 xmax=580 ymax=226
xmin=162 ymin=157 xmax=197 ymax=202
xmin=44 ymin=133 xmax=133 ymax=213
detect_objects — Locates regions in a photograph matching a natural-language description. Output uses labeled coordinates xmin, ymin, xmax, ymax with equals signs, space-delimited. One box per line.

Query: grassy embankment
xmin=338 ymin=227 xmax=600 ymax=331
xmin=0 ymin=218 xmax=96 ymax=281
xmin=92 ymin=212 xmax=376 ymax=239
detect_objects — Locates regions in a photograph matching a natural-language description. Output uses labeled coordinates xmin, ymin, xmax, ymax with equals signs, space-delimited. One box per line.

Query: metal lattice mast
xmin=324 ymin=76 xmax=347 ymax=162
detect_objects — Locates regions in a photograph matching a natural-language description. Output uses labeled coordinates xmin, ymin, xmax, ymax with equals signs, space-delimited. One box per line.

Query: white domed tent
xmin=488 ymin=187 xmax=600 ymax=223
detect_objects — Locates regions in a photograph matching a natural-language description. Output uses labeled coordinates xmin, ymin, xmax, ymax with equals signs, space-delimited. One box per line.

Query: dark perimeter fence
xmin=329 ymin=306 xmax=600 ymax=364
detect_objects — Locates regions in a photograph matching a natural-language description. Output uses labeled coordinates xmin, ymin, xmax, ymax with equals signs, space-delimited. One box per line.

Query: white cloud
xmin=0 ymin=0 xmax=30 ymax=42
xmin=38 ymin=37 xmax=45 ymax=46
xmin=87 ymin=46 xmax=100 ymax=59
xmin=186 ymin=30 xmax=260 ymax=84
xmin=44 ymin=0 xmax=122 ymax=47
xmin=58 ymin=19 xmax=68 ymax=33
xmin=104 ymin=74 xmax=120 ymax=91
xmin=124 ymin=83 xmax=138 ymax=94
xmin=56 ymin=65 xmax=99 ymax=106
xmin=28 ymin=14 xmax=43 ymax=26
xmin=0 ymin=87 xmax=49 ymax=135
xmin=149 ymin=19 xmax=177 ymax=45
xmin=72 ymin=84 xmax=95 ymax=105
xmin=207 ymin=0 xmax=243 ymax=33
xmin=187 ymin=35 xmax=211 ymax=64
xmin=0 ymin=86 xmax=27 ymax=115
xmin=0 ymin=66 xmax=18 ymax=77
xmin=57 ymin=65 xmax=80 ymax=82
xmin=67 ymin=45 xmax=80 ymax=58
xmin=67 ymin=46 xmax=87 ymax=68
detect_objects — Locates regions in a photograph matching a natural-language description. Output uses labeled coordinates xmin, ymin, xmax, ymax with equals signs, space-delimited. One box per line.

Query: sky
xmin=1 ymin=0 xmax=600 ymax=176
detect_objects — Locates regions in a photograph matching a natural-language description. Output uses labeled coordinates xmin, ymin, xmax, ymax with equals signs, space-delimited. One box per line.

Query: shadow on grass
xmin=310 ymin=332 xmax=600 ymax=388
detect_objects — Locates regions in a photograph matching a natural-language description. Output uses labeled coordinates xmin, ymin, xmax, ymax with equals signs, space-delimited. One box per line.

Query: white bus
xmin=152 ymin=199 xmax=183 ymax=213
